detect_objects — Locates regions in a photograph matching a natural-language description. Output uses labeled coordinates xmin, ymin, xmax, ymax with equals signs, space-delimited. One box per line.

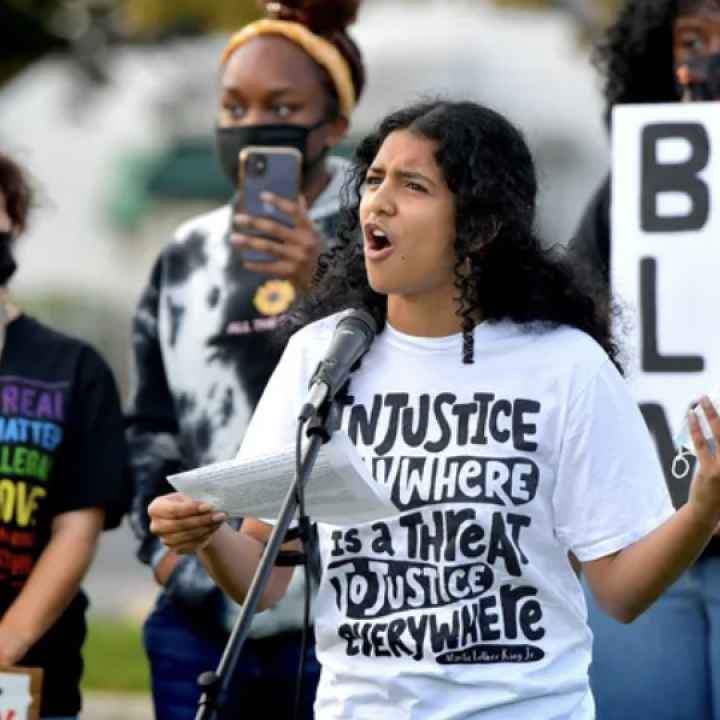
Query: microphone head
xmin=339 ymin=308 xmax=378 ymax=339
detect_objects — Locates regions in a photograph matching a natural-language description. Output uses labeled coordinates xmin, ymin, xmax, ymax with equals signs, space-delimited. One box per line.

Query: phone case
xmin=236 ymin=146 xmax=302 ymax=263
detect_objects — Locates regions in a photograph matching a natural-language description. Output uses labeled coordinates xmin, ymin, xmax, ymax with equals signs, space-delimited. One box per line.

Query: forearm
xmin=2 ymin=512 xmax=103 ymax=647
xmin=587 ymin=502 xmax=714 ymax=623
xmin=198 ymin=524 xmax=293 ymax=610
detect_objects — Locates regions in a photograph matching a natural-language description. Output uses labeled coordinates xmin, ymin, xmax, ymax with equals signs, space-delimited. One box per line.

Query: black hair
xmin=0 ymin=152 xmax=33 ymax=233
xmin=289 ymin=100 xmax=620 ymax=369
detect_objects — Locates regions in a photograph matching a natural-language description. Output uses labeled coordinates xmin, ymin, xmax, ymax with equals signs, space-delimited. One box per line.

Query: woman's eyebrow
xmin=220 ymin=85 xmax=298 ymax=97
xmin=393 ymin=169 xmax=436 ymax=188
xmin=264 ymin=87 xmax=301 ymax=99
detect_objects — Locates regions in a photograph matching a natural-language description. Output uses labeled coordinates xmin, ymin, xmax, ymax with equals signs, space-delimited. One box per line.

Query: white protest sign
xmin=0 ymin=668 xmax=38 ymax=720
xmin=611 ymin=102 xmax=720 ymax=506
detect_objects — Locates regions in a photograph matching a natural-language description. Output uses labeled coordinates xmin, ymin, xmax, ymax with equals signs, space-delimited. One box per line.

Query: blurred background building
xmin=0 ymin=0 xmax=620 ymax=703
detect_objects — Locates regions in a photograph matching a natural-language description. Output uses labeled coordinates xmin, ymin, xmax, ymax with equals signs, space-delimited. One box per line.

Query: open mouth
xmin=364 ymin=223 xmax=393 ymax=255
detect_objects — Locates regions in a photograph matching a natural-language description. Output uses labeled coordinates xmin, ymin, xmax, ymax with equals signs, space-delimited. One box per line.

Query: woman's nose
xmin=709 ymin=31 xmax=720 ymax=56
xmin=365 ymin=182 xmax=396 ymax=217
xmin=240 ymin=109 xmax=273 ymax=125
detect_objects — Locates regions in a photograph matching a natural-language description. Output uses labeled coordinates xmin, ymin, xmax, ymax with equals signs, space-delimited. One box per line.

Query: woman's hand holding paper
xmin=148 ymin=492 xmax=227 ymax=555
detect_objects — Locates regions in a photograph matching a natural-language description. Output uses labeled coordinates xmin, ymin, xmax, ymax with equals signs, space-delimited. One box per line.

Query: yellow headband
xmin=221 ymin=19 xmax=356 ymax=117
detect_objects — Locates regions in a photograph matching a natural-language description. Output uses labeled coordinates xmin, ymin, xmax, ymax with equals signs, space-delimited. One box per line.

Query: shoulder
xmin=544 ymin=323 xmax=609 ymax=366
xmin=150 ymin=204 xmax=232 ymax=286
xmin=157 ymin=204 xmax=231 ymax=263
xmin=516 ymin=322 xmax=614 ymax=389
xmin=173 ymin=204 xmax=231 ymax=244
xmin=16 ymin=315 xmax=88 ymax=354
xmin=289 ymin=310 xmax=351 ymax=348
xmin=15 ymin=317 xmax=116 ymax=384
xmin=282 ymin=311 xmax=352 ymax=369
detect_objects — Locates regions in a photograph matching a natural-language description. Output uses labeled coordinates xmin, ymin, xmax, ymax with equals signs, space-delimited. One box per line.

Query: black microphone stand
xmin=194 ymin=401 xmax=337 ymax=720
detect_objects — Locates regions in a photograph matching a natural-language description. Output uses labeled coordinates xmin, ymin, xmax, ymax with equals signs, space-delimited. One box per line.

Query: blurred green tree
xmin=122 ymin=0 xmax=259 ymax=34
xmin=0 ymin=0 xmax=260 ymax=84
xmin=492 ymin=0 xmax=621 ymax=36
xmin=1 ymin=0 xmax=624 ymax=85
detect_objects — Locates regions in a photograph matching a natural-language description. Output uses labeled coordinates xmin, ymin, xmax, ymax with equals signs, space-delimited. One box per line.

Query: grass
xmin=81 ymin=617 xmax=151 ymax=693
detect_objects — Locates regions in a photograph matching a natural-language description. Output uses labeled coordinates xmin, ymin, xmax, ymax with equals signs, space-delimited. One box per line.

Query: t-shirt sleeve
xmin=52 ymin=347 xmax=131 ymax=528
xmin=553 ymin=357 xmax=675 ymax=562
xmin=236 ymin=329 xmax=310 ymax=462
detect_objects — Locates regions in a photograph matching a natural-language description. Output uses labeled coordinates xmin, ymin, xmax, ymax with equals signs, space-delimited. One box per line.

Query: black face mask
xmin=215 ymin=120 xmax=328 ymax=188
xmin=0 ymin=232 xmax=17 ymax=286
xmin=676 ymin=52 xmax=720 ymax=101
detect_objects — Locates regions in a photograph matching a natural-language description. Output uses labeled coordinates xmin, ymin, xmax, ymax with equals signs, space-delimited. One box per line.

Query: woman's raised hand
xmin=148 ymin=493 xmax=227 ymax=555
xmin=688 ymin=397 xmax=720 ymax=528
xmin=232 ymin=193 xmax=322 ymax=290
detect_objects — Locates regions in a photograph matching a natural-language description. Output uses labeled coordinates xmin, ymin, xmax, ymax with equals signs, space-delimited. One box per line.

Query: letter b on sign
xmin=641 ymin=123 xmax=710 ymax=232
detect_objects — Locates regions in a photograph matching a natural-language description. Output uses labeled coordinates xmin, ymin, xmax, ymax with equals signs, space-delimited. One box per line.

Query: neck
xmin=0 ymin=289 xmax=19 ymax=324
xmin=302 ymin=164 xmax=332 ymax=206
xmin=387 ymin=291 xmax=479 ymax=337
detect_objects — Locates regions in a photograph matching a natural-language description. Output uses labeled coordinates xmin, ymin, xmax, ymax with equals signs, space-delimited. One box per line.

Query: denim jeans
xmin=586 ymin=555 xmax=720 ymax=720
xmin=144 ymin=593 xmax=320 ymax=720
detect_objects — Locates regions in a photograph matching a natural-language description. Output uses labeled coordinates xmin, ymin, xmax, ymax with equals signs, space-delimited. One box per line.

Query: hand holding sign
xmin=611 ymin=102 xmax=720 ymax=508
xmin=687 ymin=397 xmax=720 ymax=526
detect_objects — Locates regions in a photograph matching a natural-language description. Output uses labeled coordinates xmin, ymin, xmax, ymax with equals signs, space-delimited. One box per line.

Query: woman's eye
xmin=407 ymin=181 xmax=427 ymax=193
xmin=365 ymin=176 xmax=382 ymax=187
xmin=273 ymin=104 xmax=295 ymax=118
xmin=223 ymin=103 xmax=245 ymax=118
xmin=681 ymin=35 xmax=705 ymax=52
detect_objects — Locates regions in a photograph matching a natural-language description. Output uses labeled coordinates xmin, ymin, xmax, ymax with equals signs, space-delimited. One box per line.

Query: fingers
xmin=233 ymin=234 xmax=305 ymax=264
xmin=231 ymin=202 xmax=320 ymax=285
xmin=260 ymin=193 xmax=312 ymax=228
xmin=148 ymin=493 xmax=227 ymax=553
xmin=701 ymin=396 xmax=720 ymax=448
xmin=150 ymin=509 xmax=225 ymax=536
xmin=689 ymin=402 xmax=714 ymax=469
xmin=147 ymin=492 xmax=214 ymax=521
xmin=151 ymin=512 xmax=226 ymax=554
xmin=233 ymin=214 xmax=296 ymax=245
xmin=158 ymin=522 xmax=225 ymax=553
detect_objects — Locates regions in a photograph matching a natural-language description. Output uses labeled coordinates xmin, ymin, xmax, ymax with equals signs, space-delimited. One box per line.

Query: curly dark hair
xmin=595 ymin=0 xmax=717 ymax=124
xmin=290 ymin=100 xmax=620 ymax=369
xmin=0 ymin=152 xmax=33 ymax=233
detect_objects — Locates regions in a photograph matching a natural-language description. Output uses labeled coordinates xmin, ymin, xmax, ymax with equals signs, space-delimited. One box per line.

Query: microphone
xmin=299 ymin=309 xmax=378 ymax=422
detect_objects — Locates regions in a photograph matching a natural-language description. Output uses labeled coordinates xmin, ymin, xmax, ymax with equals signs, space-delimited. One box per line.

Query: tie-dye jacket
xmin=127 ymin=157 xmax=348 ymax=637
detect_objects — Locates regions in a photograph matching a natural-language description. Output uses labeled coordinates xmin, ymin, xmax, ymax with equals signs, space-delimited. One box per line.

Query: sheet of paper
xmin=169 ymin=431 xmax=397 ymax=525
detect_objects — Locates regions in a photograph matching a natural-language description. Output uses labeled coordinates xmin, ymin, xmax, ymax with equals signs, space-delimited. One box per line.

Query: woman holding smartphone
xmin=126 ymin=2 xmax=365 ymax=718
xmin=147 ymin=99 xmax=720 ymax=719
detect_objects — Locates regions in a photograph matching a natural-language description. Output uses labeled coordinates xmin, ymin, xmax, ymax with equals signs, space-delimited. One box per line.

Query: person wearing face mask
xmin=125 ymin=2 xmax=366 ymax=718
xmin=566 ymin=2 xmax=720 ymax=718
xmin=0 ymin=152 xmax=129 ymax=719
xmin=568 ymin=0 xmax=720 ymax=289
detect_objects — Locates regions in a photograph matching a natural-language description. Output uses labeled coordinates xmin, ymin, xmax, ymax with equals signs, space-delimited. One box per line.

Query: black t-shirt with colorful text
xmin=0 ymin=315 xmax=129 ymax=715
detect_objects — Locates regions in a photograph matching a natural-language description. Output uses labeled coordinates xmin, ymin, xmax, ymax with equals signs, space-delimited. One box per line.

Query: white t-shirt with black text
xmin=237 ymin=313 xmax=674 ymax=720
